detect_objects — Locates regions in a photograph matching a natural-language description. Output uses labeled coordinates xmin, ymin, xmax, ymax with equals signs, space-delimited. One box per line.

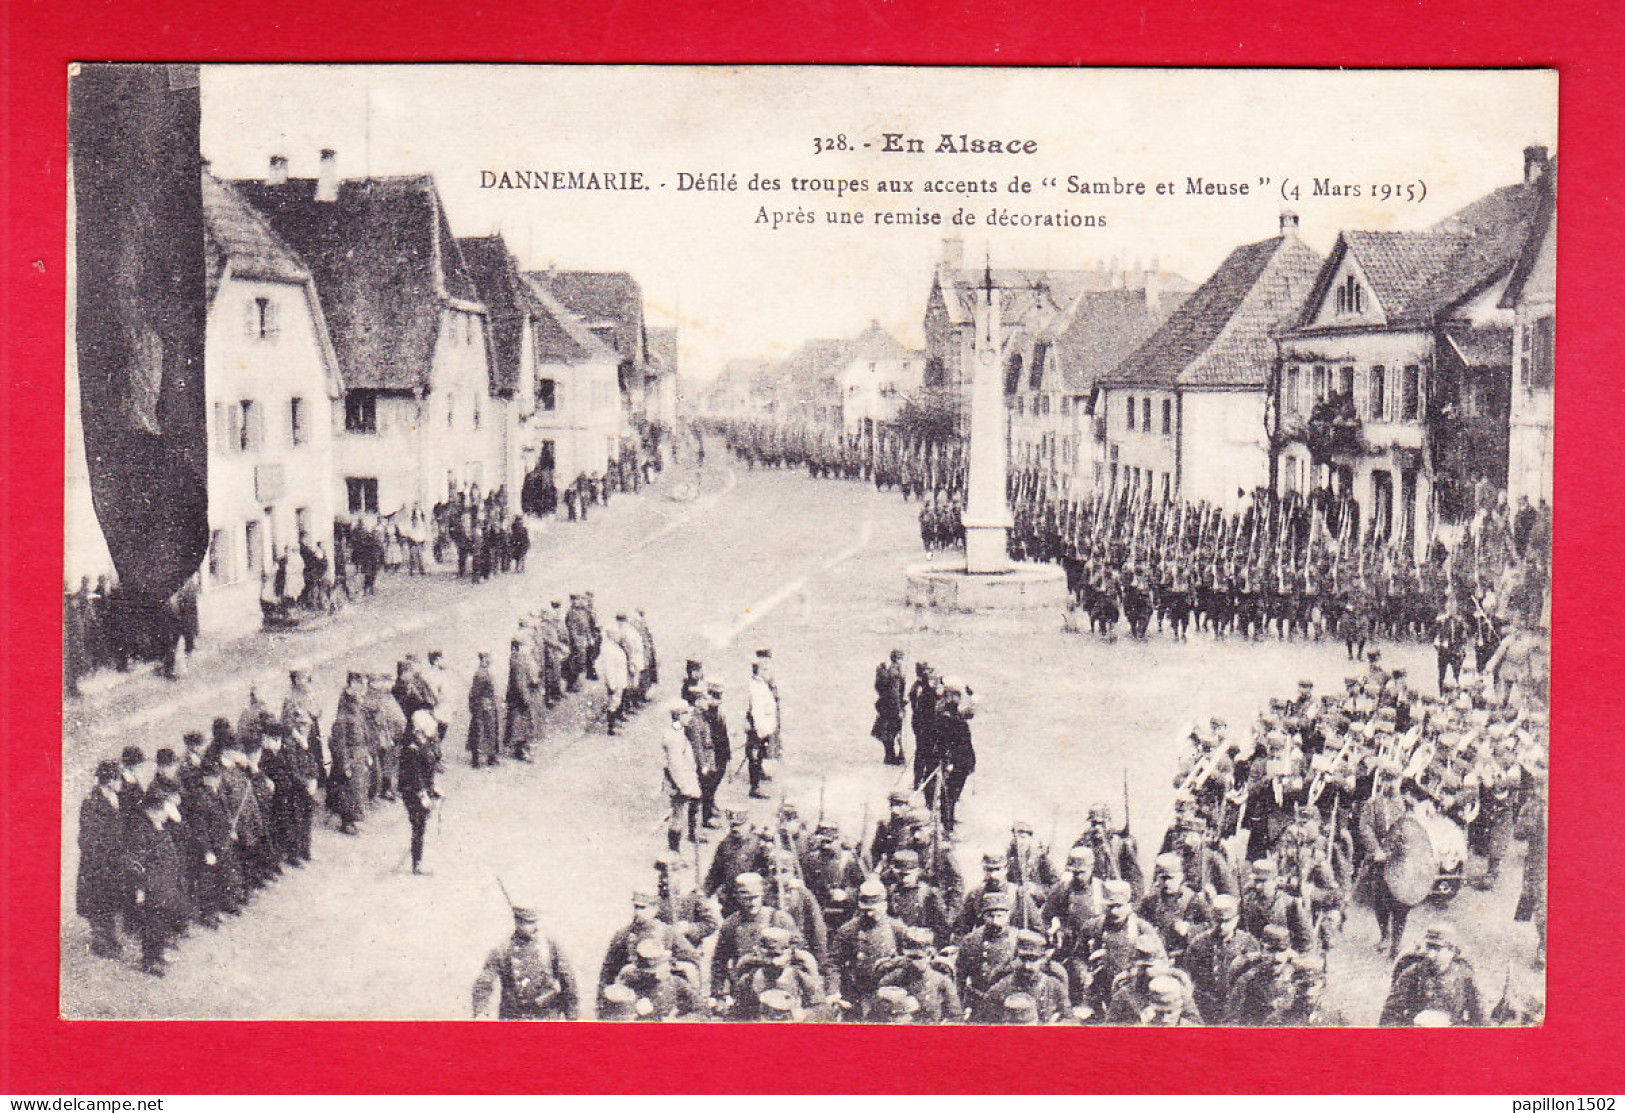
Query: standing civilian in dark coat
xmin=327 ymin=672 xmax=370 ymax=834
xmin=466 ymin=651 xmax=502 ymax=767
xmin=271 ymin=720 xmax=322 ymax=864
xmin=182 ymin=753 xmax=245 ymax=926
xmin=124 ymin=787 xmax=194 ymax=976
xmin=504 ymin=637 xmax=541 ymax=761
xmin=76 ymin=761 xmax=126 ymax=957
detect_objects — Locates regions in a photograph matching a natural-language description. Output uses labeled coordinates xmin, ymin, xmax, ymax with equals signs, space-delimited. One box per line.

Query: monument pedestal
xmin=904 ymin=555 xmax=1068 ymax=613
xmin=963 ymin=521 xmax=1011 ymax=574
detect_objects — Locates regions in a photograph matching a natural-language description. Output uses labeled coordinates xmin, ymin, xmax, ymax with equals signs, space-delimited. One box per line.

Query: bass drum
xmin=1382 ymin=816 xmax=1439 ymax=908
xmin=1414 ymin=808 xmax=1467 ymax=872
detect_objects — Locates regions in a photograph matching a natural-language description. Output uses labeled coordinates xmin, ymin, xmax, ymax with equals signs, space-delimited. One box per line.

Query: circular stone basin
xmin=904 ymin=556 xmax=1069 ymax=612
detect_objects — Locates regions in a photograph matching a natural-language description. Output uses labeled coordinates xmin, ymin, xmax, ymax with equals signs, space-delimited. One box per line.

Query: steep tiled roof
xmin=1499 ymin=159 xmax=1556 ymax=309
xmin=1334 ymin=231 xmax=1466 ymax=324
xmin=457 ymin=234 xmax=528 ymax=397
xmin=230 ymin=174 xmax=483 ymax=391
xmin=1104 ymin=236 xmax=1323 ymax=389
xmin=535 ymin=270 xmax=645 ymax=366
xmin=646 ymin=326 xmax=679 ymax=374
xmin=844 ymin=320 xmax=913 ymax=363
xmin=520 ymin=273 xmax=618 ymax=366
xmin=1297 ymin=166 xmax=1552 ymax=331
xmin=1444 ymin=327 xmax=1514 ymax=368
xmin=202 ymin=172 xmax=310 ymax=301
xmin=1045 ymin=286 xmax=1188 ymax=393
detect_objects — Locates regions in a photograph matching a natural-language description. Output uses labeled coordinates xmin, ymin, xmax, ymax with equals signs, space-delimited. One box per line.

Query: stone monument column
xmin=962 ymin=263 xmax=1012 ymax=573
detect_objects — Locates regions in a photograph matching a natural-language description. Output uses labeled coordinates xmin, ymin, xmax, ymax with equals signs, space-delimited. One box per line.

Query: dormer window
xmin=1333 ymin=272 xmax=1366 ymax=316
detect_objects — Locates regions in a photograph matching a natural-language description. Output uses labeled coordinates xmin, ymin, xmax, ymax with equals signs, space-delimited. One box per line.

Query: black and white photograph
xmin=62 ymin=64 xmax=1555 ymax=1025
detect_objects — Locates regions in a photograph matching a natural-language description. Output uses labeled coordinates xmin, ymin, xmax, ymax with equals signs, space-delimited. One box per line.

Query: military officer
xmin=607 ymin=937 xmax=706 ymax=1021
xmin=1074 ymin=804 xmax=1145 ymax=900
xmin=472 ymin=896 xmax=580 ymax=1019
xmin=1179 ymin=893 xmax=1260 ymax=1023
xmin=1380 ymin=924 xmax=1485 ymax=1027
xmin=711 ymin=872 xmax=801 ymax=997
xmin=955 ymin=889 xmax=1020 ymax=1016
xmin=705 ymin=811 xmax=764 ymax=908
xmin=727 ymin=926 xmax=826 ymax=1021
xmin=1138 ymin=974 xmax=1203 ymax=1026
xmin=884 ymin=848 xmax=952 ymax=944
xmin=1137 ymin=852 xmax=1211 ymax=960
xmin=956 ymin=851 xmax=1042 ymax=936
xmin=1224 ymin=924 xmax=1300 ymax=1025
xmin=827 ymin=879 xmax=904 ymax=1017
xmin=976 ymin=930 xmax=1069 ymax=1023
xmin=875 ymin=925 xmax=963 ymax=1024
xmin=1077 ymin=879 xmax=1165 ymax=1015
xmin=600 ymin=890 xmax=703 ymax=992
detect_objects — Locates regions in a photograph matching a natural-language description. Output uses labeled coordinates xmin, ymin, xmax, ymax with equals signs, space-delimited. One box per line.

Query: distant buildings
xmin=1097 ymin=214 xmax=1323 ymax=507
xmin=836 ymin=322 xmax=925 ymax=437
xmin=708 ymin=150 xmax=1554 ymax=555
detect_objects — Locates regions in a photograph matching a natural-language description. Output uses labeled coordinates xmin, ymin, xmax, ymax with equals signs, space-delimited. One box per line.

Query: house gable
xmin=1305 ymin=244 xmax=1387 ymax=330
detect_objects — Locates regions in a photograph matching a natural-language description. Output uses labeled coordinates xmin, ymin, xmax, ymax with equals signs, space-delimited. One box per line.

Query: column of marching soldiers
xmin=571 ymin=640 xmax=1546 ymax=1025
xmin=714 ymin=418 xmax=1551 ymax=655
xmin=71 ymin=592 xmax=655 ymax=978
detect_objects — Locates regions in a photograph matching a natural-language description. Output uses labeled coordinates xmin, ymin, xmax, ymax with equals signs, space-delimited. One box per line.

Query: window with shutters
xmin=1283 ymin=366 xmax=1299 ymax=415
xmin=238 ymin=400 xmax=262 ymax=452
xmin=1126 ymin=396 xmax=1136 ymax=431
xmin=1313 ymin=365 xmax=1329 ymax=404
xmin=1528 ymin=316 xmax=1554 ymax=389
xmin=1402 ymin=365 xmax=1421 ymax=420
xmin=538 ymin=378 xmax=557 ymax=412
xmin=1142 ymin=397 xmax=1152 ymax=432
xmin=1339 ymin=366 xmax=1355 ymax=400
xmin=290 ymin=397 xmax=307 ymax=446
xmin=1161 ymin=398 xmax=1173 ymax=435
xmin=1369 ymin=366 xmax=1386 ymax=421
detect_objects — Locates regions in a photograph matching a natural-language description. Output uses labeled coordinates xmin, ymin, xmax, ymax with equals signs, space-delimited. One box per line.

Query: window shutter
xmin=228 ymin=403 xmax=242 ymax=452
xmin=245 ymin=299 xmax=257 ymax=337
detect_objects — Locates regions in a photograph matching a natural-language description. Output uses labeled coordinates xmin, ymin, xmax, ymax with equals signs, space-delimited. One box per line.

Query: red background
xmin=4 ymin=0 xmax=1622 ymax=1093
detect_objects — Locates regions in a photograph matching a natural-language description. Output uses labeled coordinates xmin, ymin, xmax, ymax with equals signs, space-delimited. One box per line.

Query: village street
xmin=60 ymin=454 xmax=1535 ymax=1022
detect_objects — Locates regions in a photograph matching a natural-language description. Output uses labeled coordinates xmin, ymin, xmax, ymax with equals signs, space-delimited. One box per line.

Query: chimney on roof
xmin=1523 ymin=144 xmax=1550 ymax=184
xmin=1280 ymin=211 xmax=1300 ymax=240
xmin=941 ymin=236 xmax=964 ymax=271
xmin=317 ymin=148 xmax=339 ymax=202
xmin=268 ymin=154 xmax=289 ymax=186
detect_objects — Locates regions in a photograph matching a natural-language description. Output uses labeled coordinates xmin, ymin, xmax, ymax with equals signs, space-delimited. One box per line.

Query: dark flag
xmin=70 ymin=64 xmax=208 ymax=606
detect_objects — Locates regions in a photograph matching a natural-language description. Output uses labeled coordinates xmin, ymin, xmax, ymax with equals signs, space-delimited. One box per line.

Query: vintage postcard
xmin=62 ymin=64 xmax=1554 ymax=1025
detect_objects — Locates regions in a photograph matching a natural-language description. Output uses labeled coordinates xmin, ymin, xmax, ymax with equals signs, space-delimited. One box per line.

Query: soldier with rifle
xmin=473 ymin=885 xmax=580 ymax=1020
